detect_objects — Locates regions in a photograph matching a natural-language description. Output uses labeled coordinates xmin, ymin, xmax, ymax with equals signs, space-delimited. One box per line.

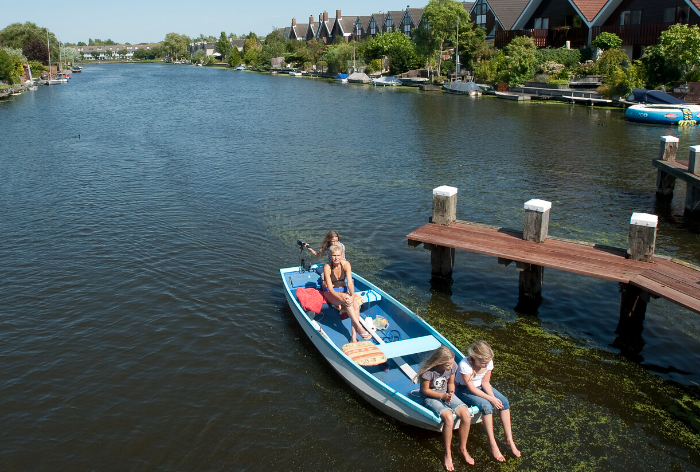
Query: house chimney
xmin=319 ymin=13 xmax=323 ymax=23
xmin=292 ymin=18 xmax=296 ymax=26
xmin=310 ymin=15 xmax=314 ymax=24
xmin=323 ymin=11 xmax=328 ymax=21
xmin=336 ymin=9 xmax=341 ymax=19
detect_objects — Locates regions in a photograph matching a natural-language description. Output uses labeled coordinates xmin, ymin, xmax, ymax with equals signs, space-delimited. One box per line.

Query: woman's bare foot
xmin=459 ymin=447 xmax=475 ymax=466
xmin=490 ymin=443 xmax=505 ymax=462
xmin=444 ymin=453 xmax=455 ymax=471
xmin=507 ymin=440 xmax=521 ymax=458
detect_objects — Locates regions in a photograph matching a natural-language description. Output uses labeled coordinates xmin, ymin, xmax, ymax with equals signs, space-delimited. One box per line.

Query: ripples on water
xmin=1 ymin=64 xmax=699 ymax=471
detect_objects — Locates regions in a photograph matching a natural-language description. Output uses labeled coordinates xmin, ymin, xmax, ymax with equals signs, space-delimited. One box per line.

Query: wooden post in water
xmin=618 ymin=212 xmax=657 ymax=335
xmin=518 ymin=199 xmax=551 ymax=306
xmin=686 ymin=146 xmax=700 ymax=213
xmin=431 ymin=186 xmax=457 ymax=277
xmin=655 ymin=135 xmax=678 ymax=199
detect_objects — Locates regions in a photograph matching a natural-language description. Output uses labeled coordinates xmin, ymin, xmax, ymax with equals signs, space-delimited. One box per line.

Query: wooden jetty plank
xmin=629 ymin=274 xmax=700 ymax=314
xmin=408 ymin=223 xmax=634 ymax=282
xmin=653 ymin=159 xmax=700 ymax=185
xmin=408 ymin=222 xmax=700 ymax=314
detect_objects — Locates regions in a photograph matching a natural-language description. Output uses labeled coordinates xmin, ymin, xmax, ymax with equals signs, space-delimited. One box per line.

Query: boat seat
xmin=377 ymin=335 xmax=441 ymax=359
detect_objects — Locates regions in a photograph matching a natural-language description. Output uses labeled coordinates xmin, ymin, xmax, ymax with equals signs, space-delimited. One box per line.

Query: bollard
xmin=430 ymin=186 xmax=457 ymax=277
xmin=628 ymin=212 xmax=657 ymax=262
xmin=656 ymin=136 xmax=678 ymax=198
xmin=523 ymin=199 xmax=551 ymax=243
xmin=432 ymin=185 xmax=458 ymax=226
xmin=686 ymin=146 xmax=700 ymax=213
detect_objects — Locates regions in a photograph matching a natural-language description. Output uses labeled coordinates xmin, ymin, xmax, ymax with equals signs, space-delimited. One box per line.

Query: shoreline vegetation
xmin=3 ymin=1 xmax=699 ymax=103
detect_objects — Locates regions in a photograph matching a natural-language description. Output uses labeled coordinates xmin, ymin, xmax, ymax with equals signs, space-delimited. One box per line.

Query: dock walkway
xmin=407 ymin=221 xmax=700 ymax=314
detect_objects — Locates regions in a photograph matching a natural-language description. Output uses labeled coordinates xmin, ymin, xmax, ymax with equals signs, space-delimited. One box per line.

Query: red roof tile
xmin=570 ymin=0 xmax=610 ymax=23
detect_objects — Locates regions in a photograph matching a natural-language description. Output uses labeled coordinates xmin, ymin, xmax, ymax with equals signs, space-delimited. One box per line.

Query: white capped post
xmin=432 ymin=186 xmax=458 ymax=226
xmin=628 ymin=212 xmax=658 ymax=262
xmin=523 ymin=199 xmax=552 ymax=243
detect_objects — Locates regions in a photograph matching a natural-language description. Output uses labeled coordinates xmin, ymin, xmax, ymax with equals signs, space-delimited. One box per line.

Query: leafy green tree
xmin=0 ymin=47 xmax=26 ymax=83
xmin=596 ymin=48 xmax=629 ymax=76
xmin=415 ymin=0 xmax=470 ymax=76
xmin=591 ymin=32 xmax=622 ymax=51
xmin=456 ymin=23 xmax=489 ymax=72
xmin=501 ymin=36 xmax=538 ymax=87
xmin=163 ymin=33 xmax=190 ymax=60
xmin=62 ymin=46 xmax=81 ymax=64
xmin=657 ymin=24 xmax=700 ymax=80
xmin=215 ymin=31 xmax=231 ymax=60
xmin=227 ymin=47 xmax=242 ymax=67
xmin=320 ymin=42 xmax=354 ymax=74
xmin=243 ymin=35 xmax=262 ymax=66
xmin=365 ymin=31 xmax=420 ymax=74
xmin=259 ymin=29 xmax=286 ymax=67
xmin=77 ymin=41 xmax=86 ymax=46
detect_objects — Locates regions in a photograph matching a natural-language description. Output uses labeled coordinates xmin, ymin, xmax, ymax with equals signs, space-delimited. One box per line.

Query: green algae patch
xmin=416 ymin=304 xmax=700 ymax=471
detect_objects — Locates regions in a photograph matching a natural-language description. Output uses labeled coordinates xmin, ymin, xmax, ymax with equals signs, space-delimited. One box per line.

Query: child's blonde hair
xmin=468 ymin=340 xmax=494 ymax=362
xmin=414 ymin=346 xmax=455 ymax=383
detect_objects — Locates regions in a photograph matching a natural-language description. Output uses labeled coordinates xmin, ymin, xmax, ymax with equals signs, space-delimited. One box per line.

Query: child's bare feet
xmin=507 ymin=440 xmax=521 ymax=458
xmin=490 ymin=443 xmax=505 ymax=462
xmin=459 ymin=447 xmax=475 ymax=466
xmin=444 ymin=453 xmax=455 ymax=471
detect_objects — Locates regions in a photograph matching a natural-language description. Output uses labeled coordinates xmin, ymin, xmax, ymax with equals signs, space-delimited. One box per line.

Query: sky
xmin=2 ymin=0 xmax=422 ymax=45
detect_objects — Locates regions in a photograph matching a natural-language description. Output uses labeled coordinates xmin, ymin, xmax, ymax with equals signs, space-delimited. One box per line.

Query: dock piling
xmin=519 ymin=199 xmax=551 ymax=308
xmin=655 ymin=136 xmax=678 ymax=198
xmin=686 ymin=146 xmax=700 ymax=213
xmin=618 ymin=213 xmax=658 ymax=336
xmin=430 ymin=186 xmax=457 ymax=277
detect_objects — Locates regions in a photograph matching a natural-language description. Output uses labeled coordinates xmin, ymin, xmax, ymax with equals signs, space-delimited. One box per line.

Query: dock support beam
xmin=655 ymin=136 xmax=678 ymax=199
xmin=686 ymin=146 xmax=700 ymax=213
xmin=518 ymin=199 xmax=551 ymax=310
xmin=618 ymin=213 xmax=657 ymax=337
xmin=431 ymin=186 xmax=457 ymax=277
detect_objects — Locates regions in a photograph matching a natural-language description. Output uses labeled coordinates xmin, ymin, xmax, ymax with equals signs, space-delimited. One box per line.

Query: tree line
xmin=3 ymin=0 xmax=700 ymax=96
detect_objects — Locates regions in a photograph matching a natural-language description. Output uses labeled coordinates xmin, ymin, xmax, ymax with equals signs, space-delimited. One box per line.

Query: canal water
xmin=1 ymin=63 xmax=700 ymax=471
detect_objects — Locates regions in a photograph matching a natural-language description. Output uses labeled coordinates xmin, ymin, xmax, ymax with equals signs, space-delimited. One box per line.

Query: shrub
xmin=592 ymin=32 xmax=622 ymax=51
xmin=535 ymin=47 xmax=581 ymax=68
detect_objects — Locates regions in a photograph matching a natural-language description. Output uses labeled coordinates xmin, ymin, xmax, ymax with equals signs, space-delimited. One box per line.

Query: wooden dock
xmin=407 ymin=220 xmax=700 ymax=314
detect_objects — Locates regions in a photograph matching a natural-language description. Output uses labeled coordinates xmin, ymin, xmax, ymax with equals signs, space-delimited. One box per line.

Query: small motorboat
xmin=334 ymin=73 xmax=348 ymax=83
xmin=71 ymin=66 xmax=82 ymax=73
xmin=443 ymin=80 xmax=482 ymax=96
xmin=235 ymin=66 xmax=245 ymax=71
xmin=371 ymin=76 xmax=402 ymax=86
xmin=281 ymin=264 xmax=481 ymax=430
xmin=347 ymin=72 xmax=370 ymax=84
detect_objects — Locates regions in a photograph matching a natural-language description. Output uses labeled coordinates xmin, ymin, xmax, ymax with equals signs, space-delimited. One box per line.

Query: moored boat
xmin=625 ymin=104 xmax=700 ymax=125
xmin=334 ymin=73 xmax=348 ymax=83
xmin=443 ymin=80 xmax=482 ymax=96
xmin=371 ymin=76 xmax=402 ymax=86
xmin=347 ymin=72 xmax=370 ymax=84
xmin=71 ymin=66 xmax=82 ymax=73
xmin=281 ymin=264 xmax=481 ymax=430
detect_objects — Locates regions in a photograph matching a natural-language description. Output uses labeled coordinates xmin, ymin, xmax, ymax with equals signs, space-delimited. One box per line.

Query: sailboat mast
xmin=456 ymin=17 xmax=460 ymax=74
xmin=47 ymin=29 xmax=51 ymax=79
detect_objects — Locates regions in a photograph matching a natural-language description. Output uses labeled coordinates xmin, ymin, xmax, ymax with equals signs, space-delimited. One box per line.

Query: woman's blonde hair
xmin=414 ymin=346 xmax=455 ymax=383
xmin=328 ymin=243 xmax=343 ymax=256
xmin=468 ymin=340 xmax=494 ymax=362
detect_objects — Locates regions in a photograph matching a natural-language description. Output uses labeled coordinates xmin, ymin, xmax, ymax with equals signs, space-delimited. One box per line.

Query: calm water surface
xmin=2 ymin=64 xmax=700 ymax=471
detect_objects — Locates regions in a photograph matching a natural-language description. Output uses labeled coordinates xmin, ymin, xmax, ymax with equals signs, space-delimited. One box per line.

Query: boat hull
xmin=626 ymin=104 xmax=700 ymax=125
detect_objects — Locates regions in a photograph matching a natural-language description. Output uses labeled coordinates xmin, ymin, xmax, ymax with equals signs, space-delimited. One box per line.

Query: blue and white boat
xmin=334 ymin=73 xmax=348 ymax=83
xmin=625 ymin=103 xmax=700 ymax=125
xmin=281 ymin=264 xmax=481 ymax=430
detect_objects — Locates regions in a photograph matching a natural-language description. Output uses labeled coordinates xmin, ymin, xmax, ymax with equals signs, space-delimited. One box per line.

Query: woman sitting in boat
xmin=304 ymin=230 xmax=345 ymax=264
xmin=322 ymin=244 xmax=369 ymax=342
xmin=416 ymin=346 xmax=474 ymax=470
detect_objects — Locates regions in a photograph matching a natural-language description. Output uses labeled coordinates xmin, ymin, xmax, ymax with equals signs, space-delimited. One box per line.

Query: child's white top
xmin=455 ymin=358 xmax=494 ymax=388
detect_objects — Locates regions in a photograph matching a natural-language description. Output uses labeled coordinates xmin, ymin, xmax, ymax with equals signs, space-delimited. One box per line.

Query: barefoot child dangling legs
xmin=455 ymin=340 xmax=521 ymax=462
xmin=416 ymin=346 xmax=474 ymax=471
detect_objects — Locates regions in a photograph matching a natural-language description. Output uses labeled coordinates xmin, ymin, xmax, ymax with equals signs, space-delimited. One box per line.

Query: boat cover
xmin=627 ymin=89 xmax=686 ymax=104
xmin=444 ymin=81 xmax=481 ymax=93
